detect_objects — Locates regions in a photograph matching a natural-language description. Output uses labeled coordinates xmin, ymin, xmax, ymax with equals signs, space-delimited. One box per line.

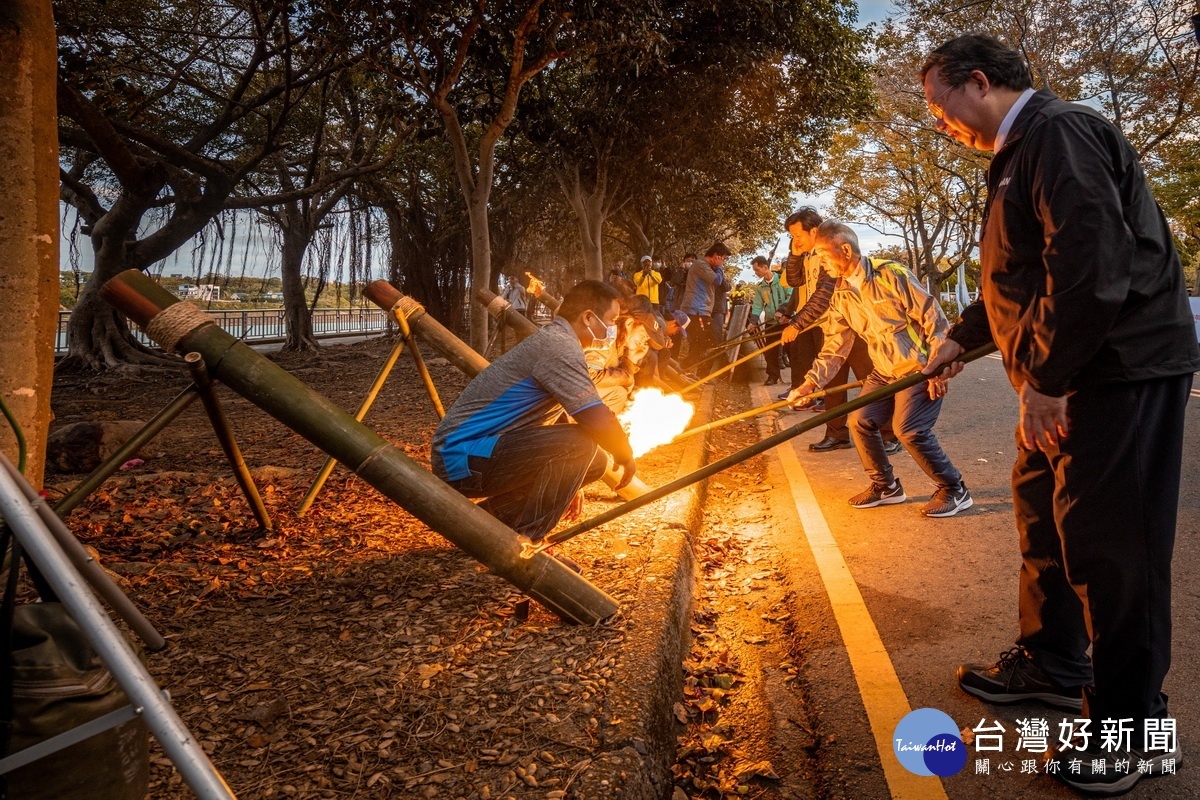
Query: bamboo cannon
xmin=102 ymin=271 xmax=618 ymax=625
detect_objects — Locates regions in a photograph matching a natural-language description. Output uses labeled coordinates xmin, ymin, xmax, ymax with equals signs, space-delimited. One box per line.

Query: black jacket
xmin=949 ymin=90 xmax=1200 ymax=396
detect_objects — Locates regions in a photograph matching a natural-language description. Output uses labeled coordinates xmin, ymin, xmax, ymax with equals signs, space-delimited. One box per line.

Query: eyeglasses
xmin=926 ymin=82 xmax=961 ymax=121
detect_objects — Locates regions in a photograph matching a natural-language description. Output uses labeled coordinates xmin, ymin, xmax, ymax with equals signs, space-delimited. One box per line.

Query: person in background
xmin=679 ymin=243 xmax=731 ymax=376
xmin=790 ymin=221 xmax=968 ymax=518
xmin=632 ymin=255 xmax=664 ymax=311
xmin=777 ymin=207 xmax=834 ymax=402
xmin=710 ymin=256 xmax=731 ymax=341
xmin=654 ymin=258 xmax=672 ymax=311
xmin=921 ymin=34 xmax=1197 ymax=793
xmin=432 ymin=281 xmax=637 ymax=555
xmin=585 ymin=301 xmax=660 ymax=412
xmin=501 ymin=275 xmax=528 ymax=314
xmin=667 ymin=309 xmax=689 ymax=364
xmin=748 ymin=255 xmax=790 ymax=386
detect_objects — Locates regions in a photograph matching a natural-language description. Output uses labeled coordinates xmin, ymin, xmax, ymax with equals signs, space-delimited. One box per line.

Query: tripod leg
xmin=296 ymin=336 xmax=408 ymax=516
xmin=184 ymin=353 xmax=272 ymax=531
xmin=53 ymin=385 xmax=201 ymax=518
xmin=394 ymin=309 xmax=446 ymax=419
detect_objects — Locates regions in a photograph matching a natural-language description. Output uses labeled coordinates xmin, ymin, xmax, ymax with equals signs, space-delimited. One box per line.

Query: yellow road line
xmin=753 ymin=386 xmax=949 ymax=800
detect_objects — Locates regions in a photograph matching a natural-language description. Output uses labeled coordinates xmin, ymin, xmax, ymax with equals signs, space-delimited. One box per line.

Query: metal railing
xmin=55 ymin=307 xmax=390 ymax=354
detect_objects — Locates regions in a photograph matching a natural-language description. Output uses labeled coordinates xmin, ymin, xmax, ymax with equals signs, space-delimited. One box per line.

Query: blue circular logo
xmin=893 ymin=708 xmax=967 ymax=777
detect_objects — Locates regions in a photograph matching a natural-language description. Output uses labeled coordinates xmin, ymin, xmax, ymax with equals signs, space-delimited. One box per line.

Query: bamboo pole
xmin=521 ymin=343 xmax=998 ymax=557
xmin=53 ymin=386 xmax=201 ymax=517
xmin=394 ymin=304 xmax=445 ymax=419
xmin=185 ymin=353 xmax=272 ymax=531
xmin=296 ymin=337 xmax=408 ymax=517
xmin=525 ymin=272 xmax=562 ymax=314
xmin=476 ymin=287 xmax=539 ymax=341
xmin=671 ymin=380 xmax=866 ymax=442
xmin=681 ymin=338 xmax=784 ymax=394
xmin=363 ymin=281 xmax=489 ymax=375
xmin=103 ymin=271 xmax=618 ymax=625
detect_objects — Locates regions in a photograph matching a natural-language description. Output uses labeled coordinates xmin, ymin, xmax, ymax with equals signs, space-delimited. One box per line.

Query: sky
xmin=61 ymin=0 xmax=903 ymax=287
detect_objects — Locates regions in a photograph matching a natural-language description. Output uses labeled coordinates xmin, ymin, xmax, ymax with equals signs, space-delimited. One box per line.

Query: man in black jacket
xmin=921 ymin=34 xmax=1199 ymax=794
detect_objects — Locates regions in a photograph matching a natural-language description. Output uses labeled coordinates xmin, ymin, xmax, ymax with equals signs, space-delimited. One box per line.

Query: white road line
xmin=752 ymin=384 xmax=950 ymax=800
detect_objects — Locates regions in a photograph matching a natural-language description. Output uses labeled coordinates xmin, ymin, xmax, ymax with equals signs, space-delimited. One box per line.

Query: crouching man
xmin=432 ymin=280 xmax=637 ymax=544
xmin=788 ymin=221 xmax=970 ymax=517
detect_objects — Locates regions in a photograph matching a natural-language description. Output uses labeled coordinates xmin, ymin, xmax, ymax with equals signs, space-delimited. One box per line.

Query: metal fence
xmin=55 ymin=307 xmax=390 ymax=354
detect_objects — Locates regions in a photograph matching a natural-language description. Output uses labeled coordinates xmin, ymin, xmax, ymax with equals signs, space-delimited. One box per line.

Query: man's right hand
xmin=787 ymin=380 xmax=821 ymax=408
xmin=922 ymin=339 xmax=966 ymax=380
xmin=922 ymin=340 xmax=965 ymax=400
xmin=780 ymin=324 xmax=800 ymax=344
xmin=615 ymin=457 xmax=637 ymax=489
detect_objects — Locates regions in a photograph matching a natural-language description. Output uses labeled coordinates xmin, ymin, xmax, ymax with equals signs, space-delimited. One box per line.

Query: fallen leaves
xmin=49 ymin=337 xmax=697 ymax=799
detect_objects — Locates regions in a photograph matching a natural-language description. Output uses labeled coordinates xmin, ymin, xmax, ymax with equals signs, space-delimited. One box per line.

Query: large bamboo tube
xmin=370 ymin=282 xmax=648 ymax=500
xmin=475 ymin=287 xmax=539 ymax=341
xmin=363 ymin=282 xmax=489 ymax=376
xmin=102 ymin=271 xmax=618 ymax=625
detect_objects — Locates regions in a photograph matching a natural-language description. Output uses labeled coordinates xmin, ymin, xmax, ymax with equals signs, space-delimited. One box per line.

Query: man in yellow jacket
xmin=789 ymin=220 xmax=970 ymax=518
xmin=632 ymin=255 xmax=663 ymax=310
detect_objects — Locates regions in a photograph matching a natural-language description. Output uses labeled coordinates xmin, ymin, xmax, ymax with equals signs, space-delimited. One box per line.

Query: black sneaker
xmin=882 ymin=439 xmax=903 ymax=456
xmin=957 ymin=646 xmax=1083 ymax=711
xmin=848 ymin=480 xmax=905 ymax=508
xmin=922 ymin=483 xmax=973 ymax=517
xmin=1042 ymin=734 xmax=1183 ymax=795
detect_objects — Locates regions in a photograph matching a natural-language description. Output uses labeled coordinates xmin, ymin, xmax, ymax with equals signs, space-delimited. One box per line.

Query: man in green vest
xmin=748 ymin=255 xmax=790 ymax=385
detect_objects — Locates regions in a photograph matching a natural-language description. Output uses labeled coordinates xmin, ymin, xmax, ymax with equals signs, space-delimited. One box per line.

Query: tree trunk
xmin=564 ymin=183 xmax=605 ymax=281
xmin=279 ymin=208 xmax=319 ymax=352
xmin=59 ymin=214 xmax=165 ymax=371
xmin=467 ymin=193 xmax=491 ymax=352
xmin=0 ymin=0 xmax=58 ymax=485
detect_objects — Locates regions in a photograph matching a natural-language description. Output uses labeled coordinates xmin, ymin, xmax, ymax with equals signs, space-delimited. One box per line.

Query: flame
xmin=618 ymin=388 xmax=695 ymax=458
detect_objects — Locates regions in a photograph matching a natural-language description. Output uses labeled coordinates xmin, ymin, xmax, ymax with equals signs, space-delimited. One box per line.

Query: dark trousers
xmin=683 ymin=314 xmax=715 ymax=376
xmin=788 ymin=327 xmax=823 ymax=390
xmin=758 ymin=323 xmax=785 ymax=381
xmin=450 ymin=426 xmax=609 ymax=541
xmin=1016 ymin=374 xmax=1190 ymax=735
xmin=824 ymin=336 xmax=895 ymax=443
xmin=850 ymin=371 xmax=960 ymax=491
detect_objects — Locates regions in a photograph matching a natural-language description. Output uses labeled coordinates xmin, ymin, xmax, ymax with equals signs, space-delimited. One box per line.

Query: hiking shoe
xmin=848 ymin=480 xmax=906 ymax=508
xmin=957 ymin=646 xmax=1084 ymax=711
xmin=1042 ymin=733 xmax=1182 ymax=795
xmin=922 ymin=483 xmax=973 ymax=517
xmin=883 ymin=439 xmax=903 ymax=456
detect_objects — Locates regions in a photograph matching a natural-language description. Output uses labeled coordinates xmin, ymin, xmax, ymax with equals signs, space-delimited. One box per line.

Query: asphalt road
xmin=752 ymin=354 xmax=1200 ymax=799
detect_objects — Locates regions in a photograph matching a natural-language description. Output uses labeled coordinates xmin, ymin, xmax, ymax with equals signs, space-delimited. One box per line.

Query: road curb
xmin=573 ymin=385 xmax=715 ymax=799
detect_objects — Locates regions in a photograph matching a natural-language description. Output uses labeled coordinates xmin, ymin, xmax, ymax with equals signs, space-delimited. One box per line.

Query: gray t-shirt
xmin=432 ymin=317 xmax=603 ymax=481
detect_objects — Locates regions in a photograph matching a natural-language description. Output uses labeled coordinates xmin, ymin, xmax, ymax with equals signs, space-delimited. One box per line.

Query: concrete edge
xmin=573 ymin=385 xmax=716 ymax=799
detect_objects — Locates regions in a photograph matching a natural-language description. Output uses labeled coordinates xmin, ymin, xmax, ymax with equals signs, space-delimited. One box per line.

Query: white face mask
xmin=585 ymin=312 xmax=618 ymax=351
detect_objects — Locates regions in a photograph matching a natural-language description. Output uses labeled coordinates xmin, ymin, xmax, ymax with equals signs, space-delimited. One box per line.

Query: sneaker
xmin=957 ymin=646 xmax=1084 ymax=711
xmin=882 ymin=439 xmax=903 ymax=456
xmin=1042 ymin=733 xmax=1183 ymax=795
xmin=848 ymin=480 xmax=906 ymax=508
xmin=777 ymin=390 xmax=790 ymax=401
xmin=921 ymin=482 xmax=973 ymax=518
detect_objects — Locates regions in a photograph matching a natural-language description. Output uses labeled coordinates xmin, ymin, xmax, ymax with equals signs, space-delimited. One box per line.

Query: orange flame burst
xmin=618 ymin=388 xmax=695 ymax=458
